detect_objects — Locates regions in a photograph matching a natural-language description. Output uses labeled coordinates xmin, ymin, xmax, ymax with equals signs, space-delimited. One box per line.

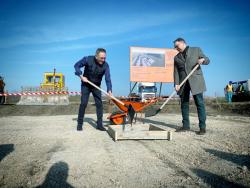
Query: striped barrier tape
xmin=0 ymin=91 xmax=81 ymax=96
xmin=0 ymin=92 xmax=138 ymax=98
xmin=0 ymin=93 xmax=174 ymax=102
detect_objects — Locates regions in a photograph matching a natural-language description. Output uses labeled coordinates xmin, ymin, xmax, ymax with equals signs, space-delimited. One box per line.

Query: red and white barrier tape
xmin=0 ymin=91 xmax=81 ymax=96
xmin=0 ymin=93 xmax=164 ymax=102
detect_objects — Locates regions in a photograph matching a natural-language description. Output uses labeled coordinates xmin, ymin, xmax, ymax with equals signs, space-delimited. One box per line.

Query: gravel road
xmin=0 ymin=113 xmax=249 ymax=187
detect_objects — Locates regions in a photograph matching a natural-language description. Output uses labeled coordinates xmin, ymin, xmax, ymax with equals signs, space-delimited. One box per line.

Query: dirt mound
xmin=1 ymin=96 xmax=249 ymax=117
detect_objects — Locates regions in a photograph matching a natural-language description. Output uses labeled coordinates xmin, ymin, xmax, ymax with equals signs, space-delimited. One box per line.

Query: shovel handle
xmin=85 ymin=80 xmax=125 ymax=106
xmin=159 ymin=64 xmax=200 ymax=110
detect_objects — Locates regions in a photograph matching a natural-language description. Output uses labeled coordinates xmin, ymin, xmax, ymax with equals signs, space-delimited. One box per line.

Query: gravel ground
xmin=0 ymin=113 xmax=249 ymax=187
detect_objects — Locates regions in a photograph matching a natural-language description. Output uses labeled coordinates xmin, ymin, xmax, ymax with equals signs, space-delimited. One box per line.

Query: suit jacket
xmin=174 ymin=47 xmax=210 ymax=95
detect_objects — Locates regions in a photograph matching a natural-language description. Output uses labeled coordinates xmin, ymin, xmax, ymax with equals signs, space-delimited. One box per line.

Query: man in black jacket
xmin=74 ymin=48 xmax=112 ymax=131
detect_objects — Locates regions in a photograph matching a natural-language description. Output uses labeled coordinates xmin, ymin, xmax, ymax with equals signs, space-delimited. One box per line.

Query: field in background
xmin=0 ymin=95 xmax=249 ymax=117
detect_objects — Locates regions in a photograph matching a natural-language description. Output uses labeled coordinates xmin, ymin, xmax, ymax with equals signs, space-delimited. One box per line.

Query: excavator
xmin=231 ymin=79 xmax=250 ymax=102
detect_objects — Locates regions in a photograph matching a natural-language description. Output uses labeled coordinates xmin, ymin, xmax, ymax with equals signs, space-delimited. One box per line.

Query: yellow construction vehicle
xmin=40 ymin=71 xmax=65 ymax=91
xmin=18 ymin=68 xmax=69 ymax=105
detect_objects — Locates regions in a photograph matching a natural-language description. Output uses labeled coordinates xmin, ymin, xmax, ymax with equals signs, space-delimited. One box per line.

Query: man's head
xmin=173 ymin=38 xmax=187 ymax=52
xmin=95 ymin=48 xmax=106 ymax=65
xmin=229 ymin=81 xmax=232 ymax=84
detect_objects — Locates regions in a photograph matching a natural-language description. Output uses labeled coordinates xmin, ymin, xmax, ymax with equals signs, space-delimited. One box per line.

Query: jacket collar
xmin=177 ymin=46 xmax=190 ymax=63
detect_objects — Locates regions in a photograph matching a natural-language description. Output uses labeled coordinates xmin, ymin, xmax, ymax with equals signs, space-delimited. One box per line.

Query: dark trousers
xmin=77 ymin=85 xmax=103 ymax=128
xmin=180 ymin=81 xmax=206 ymax=129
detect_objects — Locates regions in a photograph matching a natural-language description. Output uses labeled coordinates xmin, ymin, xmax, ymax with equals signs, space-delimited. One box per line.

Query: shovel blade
xmin=145 ymin=108 xmax=161 ymax=117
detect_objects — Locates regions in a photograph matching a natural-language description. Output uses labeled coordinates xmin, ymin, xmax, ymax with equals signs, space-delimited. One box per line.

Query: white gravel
xmin=0 ymin=113 xmax=249 ymax=187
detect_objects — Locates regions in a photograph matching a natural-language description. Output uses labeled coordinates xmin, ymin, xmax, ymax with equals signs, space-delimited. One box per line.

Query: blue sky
xmin=0 ymin=0 xmax=250 ymax=96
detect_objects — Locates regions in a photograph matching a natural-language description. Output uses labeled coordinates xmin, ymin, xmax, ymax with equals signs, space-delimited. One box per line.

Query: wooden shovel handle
xmin=85 ymin=80 xmax=125 ymax=106
xmin=159 ymin=64 xmax=200 ymax=110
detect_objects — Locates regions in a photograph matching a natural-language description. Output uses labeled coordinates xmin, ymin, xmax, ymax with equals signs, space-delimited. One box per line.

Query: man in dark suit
xmin=74 ymin=48 xmax=112 ymax=131
xmin=0 ymin=76 xmax=5 ymax=105
xmin=173 ymin=38 xmax=210 ymax=135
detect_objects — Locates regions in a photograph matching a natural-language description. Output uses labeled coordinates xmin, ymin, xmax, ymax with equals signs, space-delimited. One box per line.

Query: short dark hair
xmin=173 ymin=38 xmax=186 ymax=44
xmin=96 ymin=48 xmax=106 ymax=55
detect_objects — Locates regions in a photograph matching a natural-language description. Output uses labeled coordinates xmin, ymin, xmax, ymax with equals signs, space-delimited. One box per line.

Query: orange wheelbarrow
xmin=107 ymin=97 xmax=158 ymax=125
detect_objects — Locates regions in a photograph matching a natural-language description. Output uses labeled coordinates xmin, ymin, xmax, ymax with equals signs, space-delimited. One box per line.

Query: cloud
xmin=0 ymin=11 xmax=196 ymax=48
xmin=28 ymin=32 xmax=162 ymax=53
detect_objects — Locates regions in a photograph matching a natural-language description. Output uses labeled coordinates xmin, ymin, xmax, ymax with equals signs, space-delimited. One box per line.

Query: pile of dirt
xmin=209 ymin=102 xmax=250 ymax=116
xmin=144 ymin=100 xmax=250 ymax=117
xmin=0 ymin=96 xmax=112 ymax=117
xmin=1 ymin=96 xmax=249 ymax=117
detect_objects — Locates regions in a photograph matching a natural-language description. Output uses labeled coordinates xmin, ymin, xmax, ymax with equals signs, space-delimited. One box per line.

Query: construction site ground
xmin=0 ymin=96 xmax=249 ymax=187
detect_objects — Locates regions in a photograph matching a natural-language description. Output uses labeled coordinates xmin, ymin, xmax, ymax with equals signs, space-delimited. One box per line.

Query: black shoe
xmin=77 ymin=125 xmax=83 ymax=131
xmin=96 ymin=126 xmax=106 ymax=131
xmin=175 ymin=127 xmax=191 ymax=132
xmin=196 ymin=128 xmax=206 ymax=135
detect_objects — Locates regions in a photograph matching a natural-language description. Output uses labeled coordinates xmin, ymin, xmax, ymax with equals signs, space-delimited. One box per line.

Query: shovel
xmin=85 ymin=79 xmax=135 ymax=123
xmin=145 ymin=63 xmax=200 ymax=117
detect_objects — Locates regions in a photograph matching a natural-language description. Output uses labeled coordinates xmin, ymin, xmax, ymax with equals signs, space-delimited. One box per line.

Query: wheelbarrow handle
xmin=159 ymin=64 xmax=200 ymax=110
xmin=86 ymin=80 xmax=125 ymax=106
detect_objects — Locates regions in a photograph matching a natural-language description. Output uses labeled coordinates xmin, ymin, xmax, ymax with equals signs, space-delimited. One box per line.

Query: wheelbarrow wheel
xmin=110 ymin=111 xmax=126 ymax=125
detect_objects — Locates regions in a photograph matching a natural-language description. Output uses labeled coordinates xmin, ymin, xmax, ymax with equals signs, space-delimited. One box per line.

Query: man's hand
xmin=108 ymin=91 xmax=112 ymax=96
xmin=197 ymin=58 xmax=205 ymax=65
xmin=175 ymin=85 xmax=180 ymax=92
xmin=80 ymin=75 xmax=88 ymax=82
